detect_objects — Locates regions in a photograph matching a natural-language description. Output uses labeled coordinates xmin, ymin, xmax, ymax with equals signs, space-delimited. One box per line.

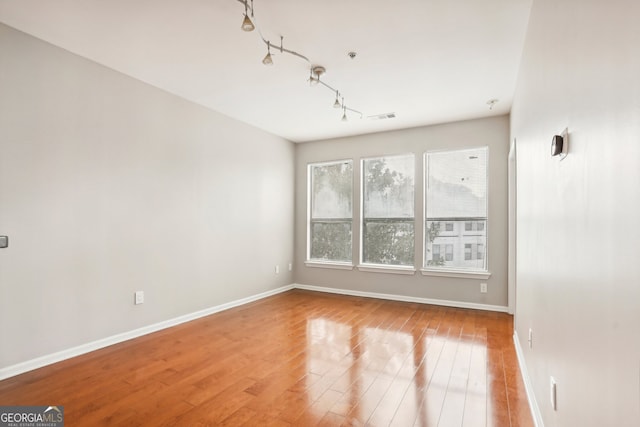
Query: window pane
xmin=362 ymin=154 xmax=415 ymax=266
xmin=424 ymin=147 xmax=488 ymax=271
xmin=426 ymin=148 xmax=487 ymax=219
xmin=363 ymin=220 xmax=414 ymax=266
xmin=363 ymin=155 xmax=414 ymax=218
xmin=310 ymin=222 xmax=352 ymax=262
xmin=312 ymin=161 xmax=352 ymax=218
xmin=309 ymin=160 xmax=353 ymax=262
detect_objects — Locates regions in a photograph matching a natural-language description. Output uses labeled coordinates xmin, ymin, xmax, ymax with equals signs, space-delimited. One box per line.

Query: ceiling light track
xmin=235 ymin=0 xmax=363 ymax=121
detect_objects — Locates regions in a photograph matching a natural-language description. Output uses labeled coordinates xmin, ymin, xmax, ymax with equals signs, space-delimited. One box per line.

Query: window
xmin=308 ymin=160 xmax=353 ymax=263
xmin=433 ymin=244 xmax=442 ymax=262
xmin=465 ymin=243 xmax=484 ymax=261
xmin=464 ymin=221 xmax=484 ymax=232
xmin=424 ymin=147 xmax=488 ymax=272
xmin=445 ymin=222 xmax=454 ymax=232
xmin=362 ymin=154 xmax=415 ymax=266
xmin=445 ymin=244 xmax=453 ymax=261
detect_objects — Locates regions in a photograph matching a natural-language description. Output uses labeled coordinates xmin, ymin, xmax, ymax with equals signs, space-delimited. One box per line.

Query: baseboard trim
xmin=0 ymin=284 xmax=294 ymax=381
xmin=1 ymin=283 xmax=508 ymax=381
xmin=513 ymin=331 xmax=544 ymax=427
xmin=293 ymin=283 xmax=510 ymax=313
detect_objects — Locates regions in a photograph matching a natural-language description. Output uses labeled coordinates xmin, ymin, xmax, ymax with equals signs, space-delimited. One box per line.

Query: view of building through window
xmin=425 ymin=147 xmax=488 ymax=271
xmin=362 ymin=154 xmax=415 ymax=266
xmin=308 ymin=160 xmax=353 ymax=262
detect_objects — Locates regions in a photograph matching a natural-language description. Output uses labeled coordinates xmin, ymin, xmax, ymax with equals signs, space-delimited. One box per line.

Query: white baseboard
xmin=0 ymin=284 xmax=294 ymax=381
xmin=513 ymin=331 xmax=544 ymax=427
xmin=293 ymin=283 xmax=510 ymax=313
xmin=1 ymin=283 xmax=508 ymax=381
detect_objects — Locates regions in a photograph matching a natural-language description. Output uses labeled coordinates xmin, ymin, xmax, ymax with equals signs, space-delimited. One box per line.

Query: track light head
xmin=241 ymin=0 xmax=255 ymax=31
xmin=333 ymin=91 xmax=341 ymax=108
xmin=241 ymin=13 xmax=255 ymax=31
xmin=262 ymin=41 xmax=273 ymax=65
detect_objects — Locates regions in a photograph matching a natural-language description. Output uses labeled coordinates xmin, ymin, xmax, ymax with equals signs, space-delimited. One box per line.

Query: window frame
xmin=306 ymin=159 xmax=354 ymax=269
xmin=358 ymin=153 xmax=416 ymax=274
xmin=421 ymin=147 xmax=491 ymax=279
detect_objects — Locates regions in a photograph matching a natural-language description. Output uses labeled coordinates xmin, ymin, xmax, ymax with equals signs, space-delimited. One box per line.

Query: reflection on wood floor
xmin=0 ymin=289 xmax=533 ymax=426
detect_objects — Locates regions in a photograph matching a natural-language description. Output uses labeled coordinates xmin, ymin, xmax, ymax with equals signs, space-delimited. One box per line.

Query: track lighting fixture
xmin=262 ymin=41 xmax=273 ymax=65
xmin=236 ymin=0 xmax=363 ymax=121
xmin=241 ymin=0 xmax=255 ymax=32
xmin=309 ymin=66 xmax=325 ymax=86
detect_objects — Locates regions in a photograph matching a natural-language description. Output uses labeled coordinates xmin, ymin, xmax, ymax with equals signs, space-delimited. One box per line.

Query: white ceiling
xmin=0 ymin=0 xmax=532 ymax=142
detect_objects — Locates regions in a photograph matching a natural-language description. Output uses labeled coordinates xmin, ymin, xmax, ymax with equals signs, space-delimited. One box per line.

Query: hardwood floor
xmin=0 ymin=290 xmax=533 ymax=426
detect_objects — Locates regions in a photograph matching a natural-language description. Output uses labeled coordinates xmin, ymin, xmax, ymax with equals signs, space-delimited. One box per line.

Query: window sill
xmin=357 ymin=264 xmax=416 ymax=275
xmin=420 ymin=269 xmax=491 ymax=280
xmin=305 ymin=261 xmax=354 ymax=271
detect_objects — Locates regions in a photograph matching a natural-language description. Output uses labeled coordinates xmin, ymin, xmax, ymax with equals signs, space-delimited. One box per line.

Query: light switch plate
xmin=0 ymin=236 xmax=8 ymax=248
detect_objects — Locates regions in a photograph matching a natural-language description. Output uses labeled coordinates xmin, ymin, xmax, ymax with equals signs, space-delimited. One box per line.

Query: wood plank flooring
xmin=0 ymin=290 xmax=533 ymax=426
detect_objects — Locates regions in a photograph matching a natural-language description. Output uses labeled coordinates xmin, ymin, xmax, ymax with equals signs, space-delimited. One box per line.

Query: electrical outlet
xmin=134 ymin=291 xmax=144 ymax=305
xmin=480 ymin=282 xmax=488 ymax=293
xmin=288 ymin=263 xmax=292 ymax=272
xmin=550 ymin=376 xmax=557 ymax=410
xmin=275 ymin=265 xmax=280 ymax=274
xmin=528 ymin=328 xmax=533 ymax=349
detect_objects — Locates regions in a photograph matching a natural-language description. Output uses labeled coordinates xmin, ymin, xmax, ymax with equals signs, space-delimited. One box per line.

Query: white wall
xmin=0 ymin=24 xmax=294 ymax=371
xmin=294 ymin=116 xmax=510 ymax=308
xmin=511 ymin=0 xmax=640 ymax=425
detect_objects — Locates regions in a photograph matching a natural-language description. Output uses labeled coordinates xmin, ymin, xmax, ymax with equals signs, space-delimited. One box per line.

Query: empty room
xmin=0 ymin=0 xmax=638 ymax=426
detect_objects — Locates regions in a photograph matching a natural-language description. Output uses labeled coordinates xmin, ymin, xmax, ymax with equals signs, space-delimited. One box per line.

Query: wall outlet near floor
xmin=480 ymin=282 xmax=488 ymax=293
xmin=550 ymin=376 xmax=557 ymax=410
xmin=134 ymin=291 xmax=144 ymax=305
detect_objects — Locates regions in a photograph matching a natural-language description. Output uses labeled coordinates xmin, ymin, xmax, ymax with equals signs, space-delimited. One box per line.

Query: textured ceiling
xmin=0 ymin=0 xmax=532 ymax=142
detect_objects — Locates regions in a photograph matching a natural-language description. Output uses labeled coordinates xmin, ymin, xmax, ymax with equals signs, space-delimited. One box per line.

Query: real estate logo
xmin=0 ymin=406 xmax=64 ymax=427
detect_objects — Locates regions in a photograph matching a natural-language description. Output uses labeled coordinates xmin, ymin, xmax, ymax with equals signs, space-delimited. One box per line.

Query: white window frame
xmin=358 ymin=153 xmax=416 ymax=274
xmin=305 ymin=159 xmax=354 ymax=269
xmin=421 ymin=147 xmax=491 ymax=279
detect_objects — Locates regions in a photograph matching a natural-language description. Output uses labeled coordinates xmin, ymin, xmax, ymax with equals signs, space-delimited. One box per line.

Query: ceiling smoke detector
xmin=348 ymin=51 xmax=357 ymax=59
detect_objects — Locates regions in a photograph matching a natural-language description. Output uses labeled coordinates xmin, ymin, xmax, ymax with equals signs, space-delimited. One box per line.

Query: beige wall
xmin=0 ymin=24 xmax=294 ymax=370
xmin=294 ymin=116 xmax=510 ymax=308
xmin=511 ymin=0 xmax=640 ymax=425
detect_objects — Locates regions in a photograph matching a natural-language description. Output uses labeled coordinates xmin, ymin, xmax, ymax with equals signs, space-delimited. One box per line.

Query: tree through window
xmin=308 ymin=160 xmax=353 ymax=262
xmin=362 ymin=154 xmax=415 ymax=266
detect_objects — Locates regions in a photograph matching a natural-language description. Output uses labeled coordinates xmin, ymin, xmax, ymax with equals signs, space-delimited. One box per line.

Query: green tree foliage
xmin=311 ymin=222 xmax=351 ymax=261
xmin=363 ymin=221 xmax=414 ymax=265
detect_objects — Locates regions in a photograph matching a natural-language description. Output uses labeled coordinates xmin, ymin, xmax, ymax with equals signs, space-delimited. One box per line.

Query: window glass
xmin=308 ymin=160 xmax=353 ymax=262
xmin=362 ymin=154 xmax=415 ymax=266
xmin=425 ymin=147 xmax=488 ymax=271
